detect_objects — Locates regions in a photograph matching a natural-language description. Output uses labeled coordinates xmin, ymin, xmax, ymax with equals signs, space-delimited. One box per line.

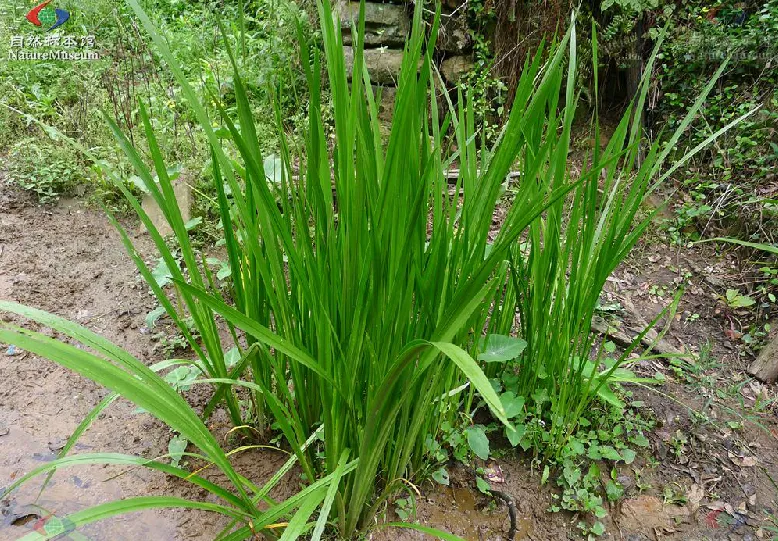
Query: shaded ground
xmin=1 ymin=181 xmax=777 ymax=540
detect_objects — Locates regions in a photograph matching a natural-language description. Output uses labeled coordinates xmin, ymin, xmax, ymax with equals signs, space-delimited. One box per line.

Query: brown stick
xmin=489 ymin=489 xmax=517 ymax=540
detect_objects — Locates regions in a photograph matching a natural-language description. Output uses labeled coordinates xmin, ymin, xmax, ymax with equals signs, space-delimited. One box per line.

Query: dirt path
xmin=0 ymin=185 xmax=309 ymax=541
xmin=1 ymin=182 xmax=777 ymax=541
xmin=0 ymin=186 xmax=184 ymax=539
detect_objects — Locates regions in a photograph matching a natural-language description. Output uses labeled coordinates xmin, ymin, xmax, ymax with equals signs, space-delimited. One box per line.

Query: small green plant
xmin=394 ymin=492 xmax=417 ymax=522
xmin=544 ymin=403 xmax=652 ymax=531
xmin=459 ymin=0 xmax=507 ymax=143
xmin=633 ymin=467 xmax=653 ymax=492
xmin=725 ymin=288 xmax=756 ymax=309
xmin=669 ymin=429 xmax=689 ymax=459
xmin=662 ymin=483 xmax=688 ymax=505
xmin=5 ymin=141 xmax=89 ymax=202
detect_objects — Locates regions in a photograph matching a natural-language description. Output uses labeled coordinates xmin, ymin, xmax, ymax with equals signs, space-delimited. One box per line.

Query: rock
xmin=48 ymin=439 xmax=66 ymax=452
xmin=619 ymin=495 xmax=675 ymax=533
xmin=748 ymin=326 xmax=778 ymax=382
xmin=140 ymin=174 xmax=191 ymax=238
xmin=438 ymin=10 xmax=471 ymax=53
xmin=440 ymin=55 xmax=473 ymax=84
xmin=338 ymin=2 xmax=409 ymax=47
xmin=344 ymin=46 xmax=404 ymax=85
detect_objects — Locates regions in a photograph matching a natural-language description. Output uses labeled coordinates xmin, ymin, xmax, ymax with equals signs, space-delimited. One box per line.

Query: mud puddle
xmin=0 ymin=185 xmax=186 ymax=540
xmin=1 ymin=425 xmax=174 ymax=540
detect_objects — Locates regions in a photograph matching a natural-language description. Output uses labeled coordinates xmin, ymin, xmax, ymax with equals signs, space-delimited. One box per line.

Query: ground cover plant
xmin=0 ymin=0 xmax=310 ymax=211
xmin=0 ymin=0 xmax=749 ymax=539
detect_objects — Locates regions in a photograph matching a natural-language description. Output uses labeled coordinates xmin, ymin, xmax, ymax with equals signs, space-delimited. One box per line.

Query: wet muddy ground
xmin=1 ymin=182 xmax=777 ymax=540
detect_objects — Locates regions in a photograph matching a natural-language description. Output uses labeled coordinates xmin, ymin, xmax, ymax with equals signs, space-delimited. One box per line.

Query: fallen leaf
xmin=687 ymin=484 xmax=704 ymax=512
xmin=728 ymin=452 xmax=758 ymax=467
xmin=741 ymin=456 xmax=758 ymax=467
xmin=484 ymin=463 xmax=504 ymax=484
xmin=705 ymin=510 xmax=721 ymax=528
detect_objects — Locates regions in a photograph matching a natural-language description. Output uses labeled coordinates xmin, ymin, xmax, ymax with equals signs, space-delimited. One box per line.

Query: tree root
xmin=489 ymin=489 xmax=517 ymax=540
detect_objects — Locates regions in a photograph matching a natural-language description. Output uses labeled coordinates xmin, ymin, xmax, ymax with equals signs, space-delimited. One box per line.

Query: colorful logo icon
xmin=26 ymin=1 xmax=70 ymax=31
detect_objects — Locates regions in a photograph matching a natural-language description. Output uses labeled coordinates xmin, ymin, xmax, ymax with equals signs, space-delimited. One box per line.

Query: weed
xmin=633 ymin=467 xmax=653 ymax=492
xmin=5 ymin=141 xmax=89 ymax=202
xmin=394 ymin=492 xmax=417 ymax=522
xmin=662 ymin=483 xmax=688 ymax=505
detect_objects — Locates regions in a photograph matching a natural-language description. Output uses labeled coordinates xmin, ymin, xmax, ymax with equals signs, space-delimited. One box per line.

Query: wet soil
xmin=1 ymin=181 xmax=777 ymax=541
xmin=0 ymin=186 xmax=296 ymax=540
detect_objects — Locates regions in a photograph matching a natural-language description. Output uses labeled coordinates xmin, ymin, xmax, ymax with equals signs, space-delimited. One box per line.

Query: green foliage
xmin=4 ymin=141 xmax=89 ymax=202
xmin=480 ymin=21 xmax=728 ymax=460
xmin=699 ymin=238 xmax=778 ymax=321
xmin=459 ymin=0 xmax=508 ymax=142
xmin=726 ymin=288 xmax=757 ymax=308
xmin=652 ymin=0 xmax=778 ymax=241
xmin=597 ymin=0 xmax=660 ymax=68
xmin=112 ymin=5 xmax=729 ymax=536
xmin=113 ymin=0 xmax=572 ymax=533
xmin=0 ymin=0 xmax=311 ymax=206
xmin=546 ymin=403 xmax=653 ymax=535
xmin=393 ymin=493 xmax=417 ymax=522
xmin=477 ymin=334 xmax=527 ymax=363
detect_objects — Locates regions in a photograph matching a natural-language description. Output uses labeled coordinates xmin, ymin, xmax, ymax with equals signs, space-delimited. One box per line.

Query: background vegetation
xmin=0 ymin=0 xmax=313 ymax=216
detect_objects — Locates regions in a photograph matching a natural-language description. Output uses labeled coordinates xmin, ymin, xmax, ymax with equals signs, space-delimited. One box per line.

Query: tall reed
xmin=482 ymin=23 xmax=752 ymax=457
xmin=107 ymin=0 xmax=588 ymax=535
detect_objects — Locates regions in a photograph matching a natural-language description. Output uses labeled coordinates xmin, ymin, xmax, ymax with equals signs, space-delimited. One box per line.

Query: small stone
xmin=440 ymin=55 xmax=473 ymax=84
xmin=344 ymin=47 xmax=405 ymax=85
xmin=438 ymin=10 xmax=471 ymax=52
xmin=338 ymin=2 xmax=409 ymax=47
xmin=48 ymin=439 xmax=66 ymax=452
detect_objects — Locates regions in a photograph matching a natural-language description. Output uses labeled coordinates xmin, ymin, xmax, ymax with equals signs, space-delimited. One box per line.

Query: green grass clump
xmin=0 ymin=1 xmax=748 ymax=539
xmin=105 ymin=1 xmax=567 ymax=535
xmin=485 ymin=26 xmax=736 ymax=457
